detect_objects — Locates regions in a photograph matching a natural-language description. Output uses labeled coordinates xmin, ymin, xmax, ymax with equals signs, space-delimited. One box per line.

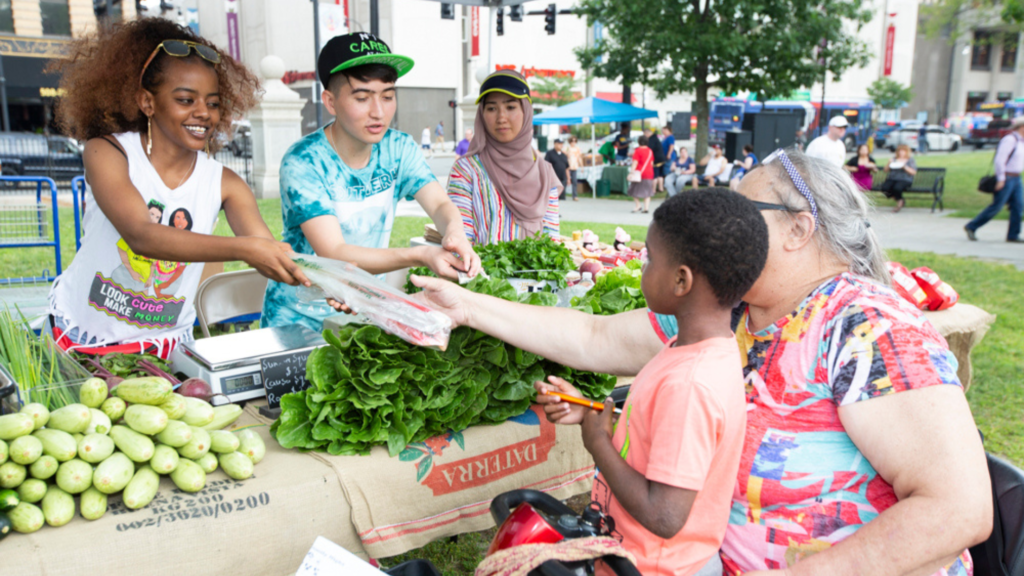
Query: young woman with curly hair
xmin=46 ymin=18 xmax=309 ymax=358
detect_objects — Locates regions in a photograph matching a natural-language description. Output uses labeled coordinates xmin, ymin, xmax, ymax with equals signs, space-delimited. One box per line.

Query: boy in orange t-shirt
xmin=536 ymin=188 xmax=769 ymax=576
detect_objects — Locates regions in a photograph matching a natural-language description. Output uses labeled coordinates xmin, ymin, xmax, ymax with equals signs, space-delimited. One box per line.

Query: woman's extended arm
xmin=85 ymin=139 xmax=308 ymax=285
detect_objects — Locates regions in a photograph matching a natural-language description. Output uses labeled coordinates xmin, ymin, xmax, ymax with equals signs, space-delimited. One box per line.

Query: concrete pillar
xmin=11 ymin=0 xmax=42 ymax=37
xmin=68 ymin=0 xmax=97 ymax=38
xmin=250 ymin=55 xmax=305 ymax=199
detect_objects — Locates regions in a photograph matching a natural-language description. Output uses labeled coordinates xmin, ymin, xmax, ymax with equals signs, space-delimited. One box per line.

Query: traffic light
xmin=440 ymin=3 xmax=455 ymax=20
xmin=448 ymin=100 xmax=457 ymax=109
xmin=509 ymin=5 xmax=523 ymax=22
xmin=496 ymin=8 xmax=504 ymax=36
xmin=544 ymin=4 xmax=556 ymax=35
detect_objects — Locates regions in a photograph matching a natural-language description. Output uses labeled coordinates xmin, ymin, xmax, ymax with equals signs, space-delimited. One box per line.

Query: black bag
xmin=978 ymin=139 xmax=1017 ymax=194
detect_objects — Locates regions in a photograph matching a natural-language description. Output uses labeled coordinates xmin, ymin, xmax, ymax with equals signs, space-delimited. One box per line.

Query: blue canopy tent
xmin=533 ymin=97 xmax=658 ymax=197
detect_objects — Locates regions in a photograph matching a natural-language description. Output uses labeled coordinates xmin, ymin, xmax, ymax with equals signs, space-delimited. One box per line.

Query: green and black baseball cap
xmin=317 ymin=32 xmax=414 ymax=87
xmin=476 ymin=71 xmax=532 ymax=104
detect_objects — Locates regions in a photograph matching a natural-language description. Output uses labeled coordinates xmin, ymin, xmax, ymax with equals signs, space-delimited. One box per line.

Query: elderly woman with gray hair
xmin=411 ymin=149 xmax=991 ymax=576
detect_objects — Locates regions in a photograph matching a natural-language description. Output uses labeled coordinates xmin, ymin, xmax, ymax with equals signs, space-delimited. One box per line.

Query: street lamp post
xmin=313 ymin=0 xmax=323 ymax=128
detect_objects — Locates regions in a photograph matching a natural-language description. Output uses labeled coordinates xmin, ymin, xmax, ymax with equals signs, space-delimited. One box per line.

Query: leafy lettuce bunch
xmin=572 ymin=260 xmax=646 ymax=315
xmin=271 ymin=277 xmax=616 ymax=457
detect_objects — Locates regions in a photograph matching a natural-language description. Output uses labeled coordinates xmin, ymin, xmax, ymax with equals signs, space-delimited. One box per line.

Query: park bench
xmin=870 ymin=167 xmax=946 ymax=213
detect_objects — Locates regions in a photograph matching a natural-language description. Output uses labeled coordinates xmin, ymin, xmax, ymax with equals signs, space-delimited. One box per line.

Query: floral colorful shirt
xmin=650 ymin=273 xmax=970 ymax=576
xmin=446 ymin=154 xmax=559 ymax=245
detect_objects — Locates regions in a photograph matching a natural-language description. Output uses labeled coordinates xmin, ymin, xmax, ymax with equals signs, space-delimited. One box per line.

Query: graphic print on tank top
xmin=91 ymin=203 xmax=194 ymax=329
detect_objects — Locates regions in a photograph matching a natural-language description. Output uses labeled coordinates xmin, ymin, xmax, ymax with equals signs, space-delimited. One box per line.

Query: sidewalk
xmin=400 ymin=196 xmax=1024 ymax=270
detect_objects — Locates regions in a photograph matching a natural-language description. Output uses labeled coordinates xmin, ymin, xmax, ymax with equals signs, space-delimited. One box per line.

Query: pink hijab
xmin=466 ymin=82 xmax=562 ymax=237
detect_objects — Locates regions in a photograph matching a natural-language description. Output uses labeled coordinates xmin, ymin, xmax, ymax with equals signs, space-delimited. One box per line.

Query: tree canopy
xmin=867 ymin=78 xmax=914 ymax=110
xmin=573 ymin=0 xmax=873 ymax=156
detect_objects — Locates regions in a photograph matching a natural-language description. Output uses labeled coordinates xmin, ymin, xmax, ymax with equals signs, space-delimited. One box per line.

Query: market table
xmin=576 ymin=165 xmax=606 ymax=195
xmin=601 ymin=166 xmax=629 ymax=194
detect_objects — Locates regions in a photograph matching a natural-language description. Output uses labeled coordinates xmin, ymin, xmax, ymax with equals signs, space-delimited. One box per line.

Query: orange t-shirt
xmin=591 ymin=336 xmax=746 ymax=576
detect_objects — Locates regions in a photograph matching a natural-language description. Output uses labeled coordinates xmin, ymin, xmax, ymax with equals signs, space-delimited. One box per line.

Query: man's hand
xmin=996 ymin=179 xmax=1005 ymax=192
xmin=242 ymin=238 xmax=311 ymax=287
xmin=581 ymin=395 xmax=615 ymax=452
xmin=534 ymin=376 xmax=588 ymax=425
xmin=441 ymin=233 xmax=481 ymax=277
xmin=409 ymin=274 xmax=472 ymax=327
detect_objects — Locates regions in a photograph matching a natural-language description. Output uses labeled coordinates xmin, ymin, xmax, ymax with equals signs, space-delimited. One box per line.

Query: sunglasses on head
xmin=139 ymin=40 xmax=221 ymax=87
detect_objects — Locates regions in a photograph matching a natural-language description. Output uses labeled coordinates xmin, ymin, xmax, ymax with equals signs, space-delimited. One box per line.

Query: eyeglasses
xmin=762 ymin=148 xmax=819 ymax=227
xmin=751 ymin=201 xmax=792 ymax=212
xmin=139 ymin=40 xmax=221 ymax=87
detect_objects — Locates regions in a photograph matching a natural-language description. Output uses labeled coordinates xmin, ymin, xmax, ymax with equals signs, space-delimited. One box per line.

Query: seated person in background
xmin=844 ymin=143 xmax=877 ymax=192
xmin=693 ymin=144 xmax=727 ymax=188
xmin=728 ymin=145 xmax=758 ymax=191
xmin=446 ymin=70 xmax=562 ymax=245
xmin=536 ymin=189 xmax=769 ymax=576
xmin=262 ymin=33 xmax=480 ymax=332
xmin=881 ymin=144 xmax=917 ymax=213
xmin=665 ymin=146 xmax=696 ymax=197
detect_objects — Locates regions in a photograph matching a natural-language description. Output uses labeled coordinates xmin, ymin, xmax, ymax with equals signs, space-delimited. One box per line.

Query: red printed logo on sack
xmin=400 ymin=406 xmax=556 ymax=496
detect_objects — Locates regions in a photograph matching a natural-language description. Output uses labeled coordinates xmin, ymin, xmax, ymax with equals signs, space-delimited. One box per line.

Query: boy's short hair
xmin=638 ymin=135 xmax=649 ymax=146
xmin=652 ymin=187 xmax=768 ymax=307
xmin=328 ymin=63 xmax=398 ymax=94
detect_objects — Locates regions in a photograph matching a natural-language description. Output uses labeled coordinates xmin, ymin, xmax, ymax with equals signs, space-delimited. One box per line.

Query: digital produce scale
xmin=170 ymin=324 xmax=325 ymax=406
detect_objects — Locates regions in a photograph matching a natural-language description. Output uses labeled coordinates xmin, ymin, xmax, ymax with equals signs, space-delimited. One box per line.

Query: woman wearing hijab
xmin=446 ymin=71 xmax=562 ymax=245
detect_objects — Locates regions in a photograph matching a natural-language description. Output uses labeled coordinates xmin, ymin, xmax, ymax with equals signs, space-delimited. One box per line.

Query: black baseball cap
xmin=317 ymin=32 xmax=414 ymax=87
xmin=476 ymin=71 xmax=532 ymax=104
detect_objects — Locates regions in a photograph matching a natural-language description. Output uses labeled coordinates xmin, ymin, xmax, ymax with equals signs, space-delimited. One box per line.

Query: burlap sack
xmin=922 ymin=303 xmax=996 ymax=392
xmin=250 ymin=404 xmax=597 ymax=560
xmin=4 ymin=410 xmax=361 ymax=576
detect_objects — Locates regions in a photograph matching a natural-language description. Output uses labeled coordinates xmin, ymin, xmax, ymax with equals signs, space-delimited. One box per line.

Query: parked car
xmin=874 ymin=120 xmax=922 ymax=148
xmin=886 ymin=125 xmax=961 ymax=152
xmin=946 ymin=112 xmax=993 ymax=143
xmin=0 ymin=132 xmax=84 ymax=181
xmin=969 ymin=118 xmax=1012 ymax=149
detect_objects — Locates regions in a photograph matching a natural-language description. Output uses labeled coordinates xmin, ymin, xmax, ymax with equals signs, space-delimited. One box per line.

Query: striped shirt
xmin=446 ymin=154 xmax=559 ymax=245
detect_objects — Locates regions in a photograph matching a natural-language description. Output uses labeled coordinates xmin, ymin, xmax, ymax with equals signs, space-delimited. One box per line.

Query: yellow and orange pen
xmin=544 ymin=391 xmax=622 ymax=415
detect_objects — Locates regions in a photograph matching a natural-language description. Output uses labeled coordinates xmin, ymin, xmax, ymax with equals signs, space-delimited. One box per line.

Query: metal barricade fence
xmin=0 ymin=176 xmax=62 ymax=284
xmin=71 ymin=175 xmax=86 ymax=251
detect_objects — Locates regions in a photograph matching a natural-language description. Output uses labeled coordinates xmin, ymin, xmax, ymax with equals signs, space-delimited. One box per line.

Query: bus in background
xmin=975 ymin=100 xmax=1024 ymax=120
xmin=709 ymin=97 xmax=873 ymax=151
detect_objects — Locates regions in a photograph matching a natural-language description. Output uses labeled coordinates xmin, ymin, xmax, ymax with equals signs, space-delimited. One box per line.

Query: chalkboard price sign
xmin=261 ymin=349 xmax=317 ymax=409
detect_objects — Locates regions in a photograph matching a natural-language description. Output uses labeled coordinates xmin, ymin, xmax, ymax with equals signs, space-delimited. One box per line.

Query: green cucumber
xmin=170 ymin=458 xmax=205 ymax=493
xmin=92 ymin=452 xmax=134 ymax=494
xmin=8 ymin=501 xmax=43 ymax=533
xmin=115 ymin=377 xmax=173 ymax=405
xmin=79 ymin=377 xmax=109 ymax=408
xmin=56 ymin=458 xmax=93 ymax=494
xmin=0 ymin=413 xmax=35 ymax=440
xmin=218 ymin=451 xmax=254 ymax=481
xmin=0 ymin=511 xmax=10 ymax=540
xmin=181 ymin=398 xmax=216 ymax=427
xmin=0 ymin=438 xmax=6 ymax=464
xmin=100 ymin=396 xmax=127 ymax=422
xmin=159 ymin=393 xmax=188 ymax=420
xmin=0 ymin=462 xmax=26 ymax=489
xmin=176 ymin=427 xmax=211 ymax=460
xmin=29 ymin=455 xmax=58 ymax=480
xmin=80 ymin=486 xmax=107 ymax=520
xmin=124 ymin=404 xmax=169 ymax=435
xmin=123 ymin=465 xmax=160 ymax=510
xmin=155 ymin=420 xmax=192 ymax=447
xmin=109 ymin=425 xmax=155 ymax=463
xmin=194 ymin=452 xmax=218 ymax=474
xmin=85 ymin=409 xmax=112 ymax=435
xmin=236 ymin=429 xmax=266 ymax=464
xmin=0 ymin=488 xmax=19 ymax=511
xmin=150 ymin=445 xmax=179 ymax=474
xmin=200 ymin=404 xmax=243 ymax=431
xmin=41 ymin=485 xmax=75 ymax=527
xmin=32 ymin=428 xmax=78 ymax=462
xmin=19 ymin=403 xmax=49 ymax=430
xmin=16 ymin=479 xmax=46 ymax=504
xmin=209 ymin=430 xmax=239 ymax=454
xmin=9 ymin=435 xmax=43 ymax=466
xmin=78 ymin=433 xmax=115 ymax=464
xmin=46 ymin=403 xmax=92 ymax=434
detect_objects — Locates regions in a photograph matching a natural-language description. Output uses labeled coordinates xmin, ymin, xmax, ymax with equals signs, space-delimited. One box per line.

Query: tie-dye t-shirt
xmin=650 ymin=273 xmax=971 ymax=576
xmin=262 ymin=126 xmax=435 ymax=332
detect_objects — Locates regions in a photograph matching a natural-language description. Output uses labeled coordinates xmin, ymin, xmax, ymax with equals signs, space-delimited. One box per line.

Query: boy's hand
xmin=442 ymin=233 xmax=482 ymax=277
xmin=534 ymin=376 xmax=587 ymax=425
xmin=581 ymin=396 xmax=615 ymax=452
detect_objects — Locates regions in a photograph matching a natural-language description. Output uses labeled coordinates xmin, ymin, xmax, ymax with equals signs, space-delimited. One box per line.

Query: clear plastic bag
xmin=292 ymin=254 xmax=452 ymax=350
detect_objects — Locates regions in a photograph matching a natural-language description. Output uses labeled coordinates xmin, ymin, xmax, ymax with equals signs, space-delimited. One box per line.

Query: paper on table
xmin=296 ymin=536 xmax=386 ymax=576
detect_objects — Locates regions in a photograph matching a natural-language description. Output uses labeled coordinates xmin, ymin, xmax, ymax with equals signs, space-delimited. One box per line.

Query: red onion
xmin=179 ymin=378 xmax=213 ymax=402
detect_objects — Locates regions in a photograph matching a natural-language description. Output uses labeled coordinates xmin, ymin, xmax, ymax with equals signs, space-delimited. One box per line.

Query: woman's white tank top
xmin=48 ymin=132 xmax=222 ymax=349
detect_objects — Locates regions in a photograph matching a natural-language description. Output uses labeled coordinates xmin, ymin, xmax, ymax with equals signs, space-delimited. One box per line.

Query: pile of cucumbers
xmin=0 ymin=376 xmax=264 ymax=538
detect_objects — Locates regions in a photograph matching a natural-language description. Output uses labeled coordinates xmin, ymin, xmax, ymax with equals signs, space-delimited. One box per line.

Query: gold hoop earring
xmin=205 ymin=139 xmax=210 ymax=157
xmin=146 ymin=116 xmax=153 ymax=156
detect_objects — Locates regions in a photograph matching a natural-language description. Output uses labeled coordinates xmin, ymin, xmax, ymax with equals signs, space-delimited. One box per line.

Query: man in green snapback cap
xmin=262 ymin=32 xmax=480 ymax=332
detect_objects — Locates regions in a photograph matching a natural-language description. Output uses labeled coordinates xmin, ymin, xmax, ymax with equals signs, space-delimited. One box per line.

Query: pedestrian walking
xmin=965 ymin=116 xmax=1024 ymax=243
xmin=421 ymin=126 xmax=432 ymax=157
xmin=435 ymin=121 xmax=444 ymax=151
xmin=918 ymin=125 xmax=928 ymax=154
xmin=645 ymin=128 xmax=667 ymax=193
xmin=566 ymin=136 xmax=583 ymax=201
xmin=805 ymin=116 xmax=848 ymax=167
xmin=628 ymin=135 xmax=655 ymax=213
xmin=544 ymin=139 xmax=571 ymax=201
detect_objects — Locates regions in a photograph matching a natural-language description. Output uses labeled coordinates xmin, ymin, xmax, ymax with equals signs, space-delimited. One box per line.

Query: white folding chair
xmin=194 ymin=269 xmax=268 ymax=338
